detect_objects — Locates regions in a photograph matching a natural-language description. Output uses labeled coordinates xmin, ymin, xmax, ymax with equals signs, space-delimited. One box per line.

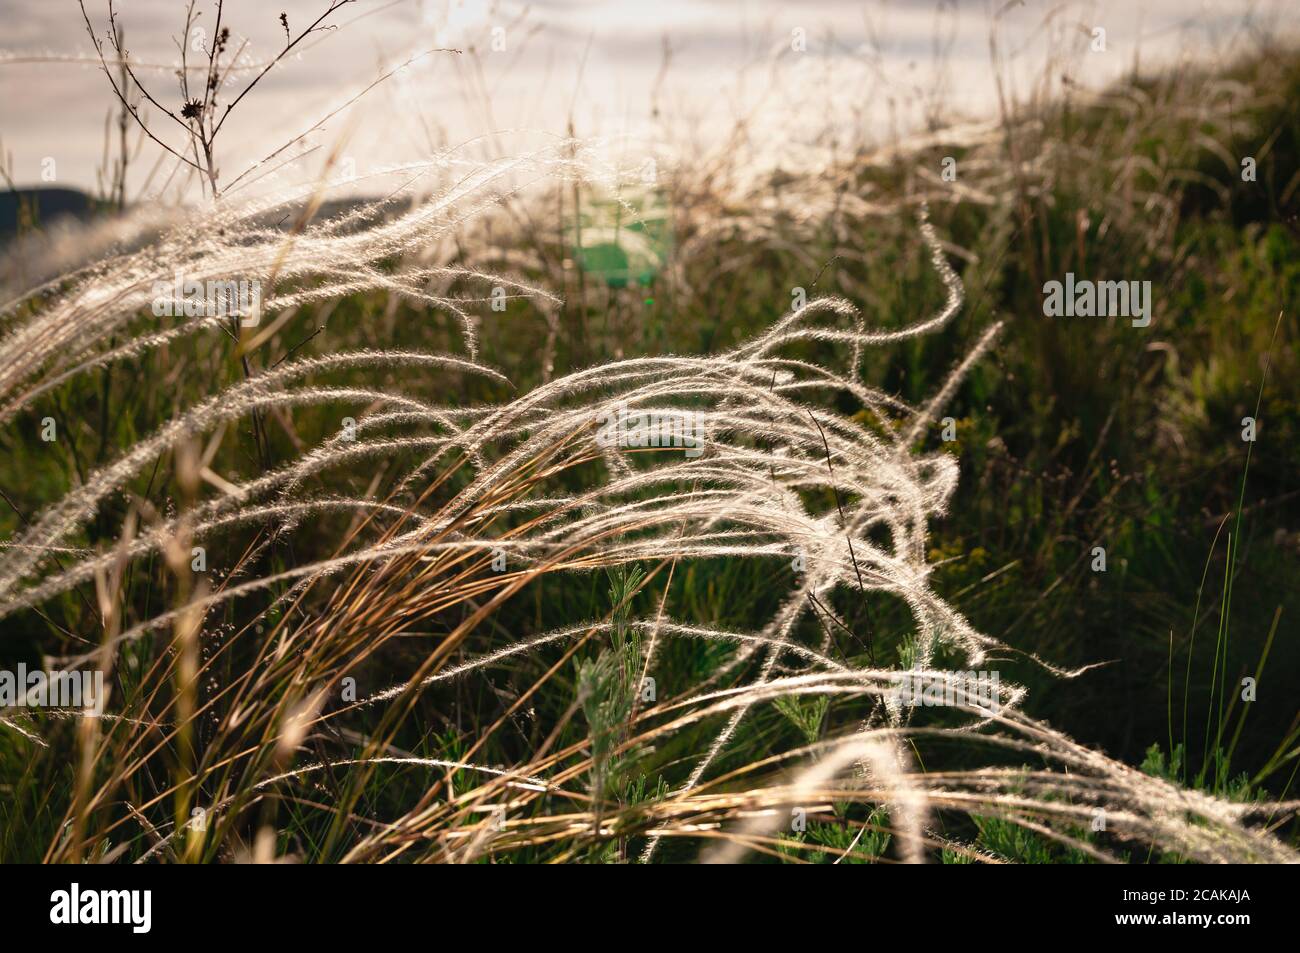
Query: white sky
xmin=0 ymin=0 xmax=1288 ymax=200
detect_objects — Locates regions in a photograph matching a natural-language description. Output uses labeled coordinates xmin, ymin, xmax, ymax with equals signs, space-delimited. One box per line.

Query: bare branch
xmin=212 ymin=1 xmax=356 ymax=139
xmin=78 ymin=0 xmax=201 ymax=173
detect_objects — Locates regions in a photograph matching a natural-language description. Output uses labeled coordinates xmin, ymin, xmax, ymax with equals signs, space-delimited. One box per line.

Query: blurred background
xmin=0 ymin=0 xmax=1290 ymax=199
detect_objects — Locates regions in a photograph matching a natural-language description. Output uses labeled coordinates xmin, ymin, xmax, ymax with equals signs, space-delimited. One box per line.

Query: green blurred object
xmin=571 ymin=185 xmax=670 ymax=288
